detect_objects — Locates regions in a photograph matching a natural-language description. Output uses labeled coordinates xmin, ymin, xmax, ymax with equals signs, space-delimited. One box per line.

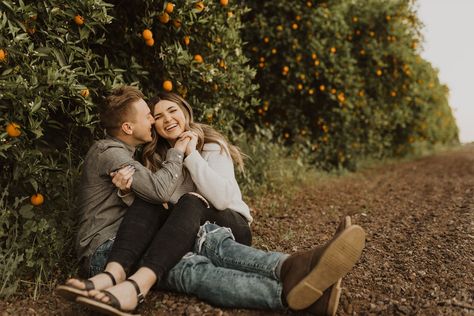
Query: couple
xmin=55 ymin=86 xmax=366 ymax=316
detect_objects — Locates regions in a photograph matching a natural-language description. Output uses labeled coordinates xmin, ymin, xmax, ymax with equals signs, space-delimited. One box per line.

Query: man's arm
xmin=100 ymin=146 xmax=184 ymax=204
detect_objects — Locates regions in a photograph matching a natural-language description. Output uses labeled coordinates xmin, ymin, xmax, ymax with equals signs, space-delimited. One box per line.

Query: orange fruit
xmin=271 ymin=48 xmax=277 ymax=54
xmin=145 ymin=38 xmax=155 ymax=46
xmin=263 ymin=37 xmax=269 ymax=43
xmin=74 ymin=15 xmax=84 ymax=26
xmin=183 ymin=36 xmax=190 ymax=46
xmin=194 ymin=54 xmax=203 ymax=63
xmin=163 ymin=80 xmax=173 ymax=92
xmin=172 ymin=19 xmax=182 ymax=28
xmin=330 ymin=47 xmax=336 ymax=54
xmin=142 ymin=29 xmax=153 ymax=40
xmin=219 ymin=59 xmax=226 ymax=68
xmin=195 ymin=1 xmax=205 ymax=12
xmin=319 ymin=85 xmax=325 ymax=91
xmin=159 ymin=12 xmax=170 ymax=24
xmin=291 ymin=23 xmax=298 ymax=30
xmin=80 ymin=88 xmax=90 ymax=98
xmin=27 ymin=28 xmax=36 ymax=35
xmin=165 ymin=2 xmax=175 ymax=13
xmin=0 ymin=49 xmax=6 ymax=62
xmin=6 ymin=122 xmax=21 ymax=137
xmin=376 ymin=69 xmax=382 ymax=76
xmin=220 ymin=0 xmax=228 ymax=6
xmin=227 ymin=11 xmax=233 ymax=17
xmin=31 ymin=193 xmax=44 ymax=206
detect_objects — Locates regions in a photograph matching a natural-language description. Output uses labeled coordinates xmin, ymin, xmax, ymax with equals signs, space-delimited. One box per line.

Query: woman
xmin=60 ymin=92 xmax=366 ymax=316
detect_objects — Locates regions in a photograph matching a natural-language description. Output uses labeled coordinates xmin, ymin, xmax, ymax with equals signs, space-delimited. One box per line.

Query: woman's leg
xmin=106 ymin=197 xmax=171 ymax=275
xmin=60 ymin=198 xmax=169 ymax=297
xmin=139 ymin=193 xmax=251 ymax=282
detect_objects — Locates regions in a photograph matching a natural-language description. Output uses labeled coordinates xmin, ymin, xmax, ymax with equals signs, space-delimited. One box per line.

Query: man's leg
xmin=194 ymin=222 xmax=287 ymax=280
xmin=160 ymin=253 xmax=285 ymax=310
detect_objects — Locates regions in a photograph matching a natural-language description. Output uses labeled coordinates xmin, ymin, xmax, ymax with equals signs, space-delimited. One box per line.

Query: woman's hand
xmin=176 ymin=131 xmax=198 ymax=156
xmin=110 ymin=165 xmax=135 ymax=194
xmin=174 ymin=133 xmax=191 ymax=153
xmin=185 ymin=131 xmax=198 ymax=156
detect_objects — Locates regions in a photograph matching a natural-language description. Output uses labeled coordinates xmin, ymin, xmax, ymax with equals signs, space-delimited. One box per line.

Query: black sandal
xmin=55 ymin=271 xmax=117 ymax=302
xmin=76 ymin=278 xmax=144 ymax=316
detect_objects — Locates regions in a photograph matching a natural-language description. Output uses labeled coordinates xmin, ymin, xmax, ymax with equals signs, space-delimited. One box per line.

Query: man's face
xmin=128 ymin=99 xmax=155 ymax=145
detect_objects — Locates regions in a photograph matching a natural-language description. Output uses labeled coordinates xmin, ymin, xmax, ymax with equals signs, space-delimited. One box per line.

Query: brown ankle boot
xmin=280 ymin=223 xmax=365 ymax=311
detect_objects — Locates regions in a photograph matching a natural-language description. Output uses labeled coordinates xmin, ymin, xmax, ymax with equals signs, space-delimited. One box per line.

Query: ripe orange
xmin=159 ymin=13 xmax=170 ymax=24
xmin=330 ymin=47 xmax=336 ymax=54
xmin=195 ymin=1 xmax=205 ymax=12
xmin=220 ymin=0 xmax=228 ymax=6
xmin=271 ymin=48 xmax=277 ymax=54
xmin=376 ymin=69 xmax=382 ymax=76
xmin=142 ymin=29 xmax=153 ymax=40
xmin=194 ymin=54 xmax=203 ymax=63
xmin=145 ymin=38 xmax=155 ymax=46
xmin=291 ymin=23 xmax=298 ymax=30
xmin=6 ymin=122 xmax=21 ymax=137
xmin=282 ymin=66 xmax=289 ymax=73
xmin=31 ymin=193 xmax=44 ymax=206
xmin=163 ymin=80 xmax=173 ymax=92
xmin=81 ymin=88 xmax=90 ymax=98
xmin=0 ymin=49 xmax=6 ymax=62
xmin=263 ymin=37 xmax=269 ymax=43
xmin=165 ymin=2 xmax=175 ymax=13
xmin=219 ymin=59 xmax=226 ymax=68
xmin=74 ymin=15 xmax=84 ymax=26
xmin=183 ymin=36 xmax=190 ymax=46
xmin=319 ymin=85 xmax=325 ymax=91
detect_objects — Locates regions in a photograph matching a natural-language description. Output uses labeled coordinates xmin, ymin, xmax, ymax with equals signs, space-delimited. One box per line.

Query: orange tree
xmin=0 ymin=0 xmax=257 ymax=296
xmin=242 ymin=0 xmax=458 ymax=169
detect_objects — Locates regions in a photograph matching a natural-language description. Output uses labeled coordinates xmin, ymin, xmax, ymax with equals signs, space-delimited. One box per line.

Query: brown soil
xmin=2 ymin=145 xmax=473 ymax=315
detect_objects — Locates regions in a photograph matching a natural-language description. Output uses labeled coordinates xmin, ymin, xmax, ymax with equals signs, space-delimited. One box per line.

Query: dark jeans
xmin=106 ymin=193 xmax=252 ymax=281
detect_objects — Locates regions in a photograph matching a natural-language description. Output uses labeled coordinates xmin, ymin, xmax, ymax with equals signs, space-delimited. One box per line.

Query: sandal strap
xmin=100 ymin=290 xmax=122 ymax=309
xmin=126 ymin=279 xmax=145 ymax=304
xmin=83 ymin=279 xmax=95 ymax=291
xmin=102 ymin=271 xmax=117 ymax=286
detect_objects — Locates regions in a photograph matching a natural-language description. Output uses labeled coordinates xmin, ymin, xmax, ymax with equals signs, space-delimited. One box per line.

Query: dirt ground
xmin=1 ymin=145 xmax=473 ymax=315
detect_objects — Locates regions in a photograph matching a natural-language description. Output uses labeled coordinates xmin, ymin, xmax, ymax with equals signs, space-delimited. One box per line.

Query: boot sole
xmin=327 ymin=278 xmax=342 ymax=316
xmin=286 ymin=225 xmax=365 ymax=310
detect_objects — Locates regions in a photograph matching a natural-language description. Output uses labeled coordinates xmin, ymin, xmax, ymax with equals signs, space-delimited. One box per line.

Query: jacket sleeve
xmin=183 ymin=144 xmax=240 ymax=210
xmin=99 ymin=146 xmax=184 ymax=204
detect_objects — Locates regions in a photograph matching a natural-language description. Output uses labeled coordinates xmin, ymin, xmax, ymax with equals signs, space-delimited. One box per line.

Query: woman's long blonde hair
xmin=142 ymin=92 xmax=245 ymax=172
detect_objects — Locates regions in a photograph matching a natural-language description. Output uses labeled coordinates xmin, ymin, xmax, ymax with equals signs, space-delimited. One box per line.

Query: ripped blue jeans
xmin=159 ymin=222 xmax=287 ymax=310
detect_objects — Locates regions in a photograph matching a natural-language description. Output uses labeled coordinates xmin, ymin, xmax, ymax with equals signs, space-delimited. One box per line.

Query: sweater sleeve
xmin=183 ymin=144 xmax=240 ymax=210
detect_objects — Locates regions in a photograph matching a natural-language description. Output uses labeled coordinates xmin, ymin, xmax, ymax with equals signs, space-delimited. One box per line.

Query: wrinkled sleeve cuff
xmin=166 ymin=148 xmax=185 ymax=163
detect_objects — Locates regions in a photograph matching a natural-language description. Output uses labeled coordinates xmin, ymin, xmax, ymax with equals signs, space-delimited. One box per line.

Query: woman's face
xmin=153 ymin=99 xmax=187 ymax=144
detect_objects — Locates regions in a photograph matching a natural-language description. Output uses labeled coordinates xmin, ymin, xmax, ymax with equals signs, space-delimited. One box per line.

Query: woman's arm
xmin=184 ymin=143 xmax=241 ymax=210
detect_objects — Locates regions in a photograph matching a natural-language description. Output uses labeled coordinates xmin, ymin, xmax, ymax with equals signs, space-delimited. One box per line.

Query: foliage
xmin=242 ymin=0 xmax=459 ymax=169
xmin=0 ymin=0 xmax=256 ymax=297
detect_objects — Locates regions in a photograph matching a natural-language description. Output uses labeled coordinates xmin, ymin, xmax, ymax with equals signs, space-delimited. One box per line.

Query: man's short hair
xmin=100 ymin=86 xmax=144 ymax=136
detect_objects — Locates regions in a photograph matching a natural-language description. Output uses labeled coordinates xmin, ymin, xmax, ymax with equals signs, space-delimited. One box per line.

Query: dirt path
xmin=2 ymin=145 xmax=473 ymax=315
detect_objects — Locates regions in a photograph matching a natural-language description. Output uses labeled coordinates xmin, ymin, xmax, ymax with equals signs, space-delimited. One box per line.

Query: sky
xmin=417 ymin=0 xmax=474 ymax=143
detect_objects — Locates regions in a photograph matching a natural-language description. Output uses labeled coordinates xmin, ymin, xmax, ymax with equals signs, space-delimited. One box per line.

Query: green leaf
xmin=19 ymin=204 xmax=34 ymax=219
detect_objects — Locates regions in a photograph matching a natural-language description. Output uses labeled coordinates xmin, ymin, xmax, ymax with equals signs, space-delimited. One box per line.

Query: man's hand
xmin=110 ymin=165 xmax=135 ymax=194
